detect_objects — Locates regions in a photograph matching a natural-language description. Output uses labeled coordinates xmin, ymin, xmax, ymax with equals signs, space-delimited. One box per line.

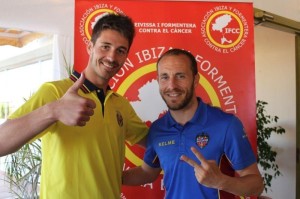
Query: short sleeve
xmin=123 ymin=100 xmax=148 ymax=146
xmin=224 ymin=116 xmax=257 ymax=170
xmin=143 ymin=127 xmax=161 ymax=168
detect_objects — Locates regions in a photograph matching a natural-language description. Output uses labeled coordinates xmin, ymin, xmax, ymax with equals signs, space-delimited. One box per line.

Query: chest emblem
xmin=116 ymin=111 xmax=123 ymax=127
xmin=196 ymin=133 xmax=209 ymax=149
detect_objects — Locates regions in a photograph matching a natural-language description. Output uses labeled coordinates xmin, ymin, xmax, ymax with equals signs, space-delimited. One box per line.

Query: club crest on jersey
xmin=116 ymin=111 xmax=123 ymax=127
xmin=196 ymin=133 xmax=209 ymax=149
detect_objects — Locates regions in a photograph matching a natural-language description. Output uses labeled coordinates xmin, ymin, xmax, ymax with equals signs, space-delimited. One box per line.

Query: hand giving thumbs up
xmin=54 ymin=73 xmax=96 ymax=126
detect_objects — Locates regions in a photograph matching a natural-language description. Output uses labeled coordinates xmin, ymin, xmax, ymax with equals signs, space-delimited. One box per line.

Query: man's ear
xmin=86 ymin=41 xmax=93 ymax=55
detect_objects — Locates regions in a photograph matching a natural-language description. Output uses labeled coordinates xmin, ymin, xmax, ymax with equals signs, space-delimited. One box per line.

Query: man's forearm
xmin=123 ymin=164 xmax=161 ymax=186
xmin=0 ymin=102 xmax=57 ymax=156
xmin=123 ymin=166 xmax=152 ymax=186
xmin=219 ymin=174 xmax=264 ymax=197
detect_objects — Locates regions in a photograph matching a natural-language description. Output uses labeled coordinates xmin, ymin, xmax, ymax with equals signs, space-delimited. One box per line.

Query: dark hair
xmin=91 ymin=13 xmax=135 ymax=50
xmin=157 ymin=48 xmax=198 ymax=76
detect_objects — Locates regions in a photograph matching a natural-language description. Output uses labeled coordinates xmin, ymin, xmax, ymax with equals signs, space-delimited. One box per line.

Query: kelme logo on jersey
xmin=201 ymin=5 xmax=249 ymax=54
xmin=196 ymin=133 xmax=209 ymax=149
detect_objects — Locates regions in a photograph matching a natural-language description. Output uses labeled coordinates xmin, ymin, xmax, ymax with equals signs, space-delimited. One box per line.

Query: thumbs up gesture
xmin=54 ymin=73 xmax=96 ymax=126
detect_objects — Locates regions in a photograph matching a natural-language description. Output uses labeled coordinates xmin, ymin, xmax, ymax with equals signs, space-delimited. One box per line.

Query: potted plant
xmin=256 ymin=100 xmax=286 ymax=193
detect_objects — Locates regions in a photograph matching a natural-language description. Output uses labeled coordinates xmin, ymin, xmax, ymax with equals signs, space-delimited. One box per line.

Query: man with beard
xmin=122 ymin=48 xmax=263 ymax=199
xmin=0 ymin=14 xmax=148 ymax=199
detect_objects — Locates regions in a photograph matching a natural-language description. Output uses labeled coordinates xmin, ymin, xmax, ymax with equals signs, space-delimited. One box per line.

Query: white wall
xmin=254 ymin=0 xmax=300 ymax=22
xmin=254 ymin=25 xmax=296 ymax=198
xmin=0 ymin=0 xmax=74 ymax=37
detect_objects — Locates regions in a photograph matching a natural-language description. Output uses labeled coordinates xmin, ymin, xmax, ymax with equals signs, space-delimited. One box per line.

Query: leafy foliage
xmin=62 ymin=51 xmax=73 ymax=76
xmin=1 ymin=52 xmax=72 ymax=198
xmin=256 ymin=100 xmax=285 ymax=192
xmin=4 ymin=139 xmax=41 ymax=198
xmin=0 ymin=102 xmax=10 ymax=119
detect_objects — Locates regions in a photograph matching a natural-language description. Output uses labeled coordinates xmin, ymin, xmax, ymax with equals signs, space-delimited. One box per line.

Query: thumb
xmin=69 ymin=73 xmax=85 ymax=93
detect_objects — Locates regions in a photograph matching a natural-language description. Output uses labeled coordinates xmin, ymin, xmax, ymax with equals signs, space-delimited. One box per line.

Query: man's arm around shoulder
xmin=122 ymin=162 xmax=161 ymax=186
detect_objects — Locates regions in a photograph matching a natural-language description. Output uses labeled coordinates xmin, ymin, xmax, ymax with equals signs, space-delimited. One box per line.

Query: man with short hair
xmin=0 ymin=14 xmax=148 ymax=199
xmin=122 ymin=48 xmax=264 ymax=199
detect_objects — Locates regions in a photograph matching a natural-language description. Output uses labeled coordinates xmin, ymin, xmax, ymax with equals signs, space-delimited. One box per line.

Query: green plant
xmin=2 ymin=53 xmax=72 ymax=198
xmin=256 ymin=100 xmax=286 ymax=193
xmin=62 ymin=51 xmax=73 ymax=76
xmin=0 ymin=102 xmax=10 ymax=119
xmin=2 ymin=95 xmax=41 ymax=198
xmin=4 ymin=139 xmax=41 ymax=198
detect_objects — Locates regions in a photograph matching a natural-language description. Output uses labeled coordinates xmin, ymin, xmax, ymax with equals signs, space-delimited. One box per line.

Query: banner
xmin=75 ymin=1 xmax=256 ymax=198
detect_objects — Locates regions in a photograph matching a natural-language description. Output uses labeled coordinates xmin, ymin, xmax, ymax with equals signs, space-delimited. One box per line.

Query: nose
xmin=167 ymin=76 xmax=177 ymax=89
xmin=106 ymin=50 xmax=117 ymax=62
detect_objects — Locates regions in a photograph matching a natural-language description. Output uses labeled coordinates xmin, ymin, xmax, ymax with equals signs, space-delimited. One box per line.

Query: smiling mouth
xmin=168 ymin=93 xmax=179 ymax=96
xmin=165 ymin=92 xmax=182 ymax=98
xmin=100 ymin=61 xmax=119 ymax=71
xmin=102 ymin=62 xmax=114 ymax=68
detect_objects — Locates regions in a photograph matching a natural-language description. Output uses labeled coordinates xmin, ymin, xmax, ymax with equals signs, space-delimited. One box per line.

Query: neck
xmin=83 ymin=70 xmax=109 ymax=93
xmin=170 ymin=98 xmax=198 ymax=126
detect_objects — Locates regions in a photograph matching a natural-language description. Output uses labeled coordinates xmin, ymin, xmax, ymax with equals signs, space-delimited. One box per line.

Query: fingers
xmin=190 ymin=146 xmax=206 ymax=163
xmin=74 ymin=99 xmax=96 ymax=126
xmin=57 ymin=73 xmax=97 ymax=126
xmin=69 ymin=73 xmax=85 ymax=93
xmin=70 ymin=73 xmax=96 ymax=108
xmin=180 ymin=147 xmax=207 ymax=168
xmin=181 ymin=147 xmax=222 ymax=188
xmin=180 ymin=155 xmax=198 ymax=168
xmin=86 ymin=98 xmax=96 ymax=109
xmin=77 ymin=115 xmax=92 ymax=126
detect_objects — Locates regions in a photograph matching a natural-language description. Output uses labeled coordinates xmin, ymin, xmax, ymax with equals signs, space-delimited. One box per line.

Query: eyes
xmin=116 ymin=48 xmax=127 ymax=55
xmin=159 ymin=73 xmax=186 ymax=81
xmin=99 ymin=44 xmax=128 ymax=56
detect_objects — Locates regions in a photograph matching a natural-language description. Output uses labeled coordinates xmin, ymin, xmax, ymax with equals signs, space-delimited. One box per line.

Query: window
xmin=0 ymin=32 xmax=53 ymax=174
xmin=0 ymin=34 xmax=53 ymax=123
